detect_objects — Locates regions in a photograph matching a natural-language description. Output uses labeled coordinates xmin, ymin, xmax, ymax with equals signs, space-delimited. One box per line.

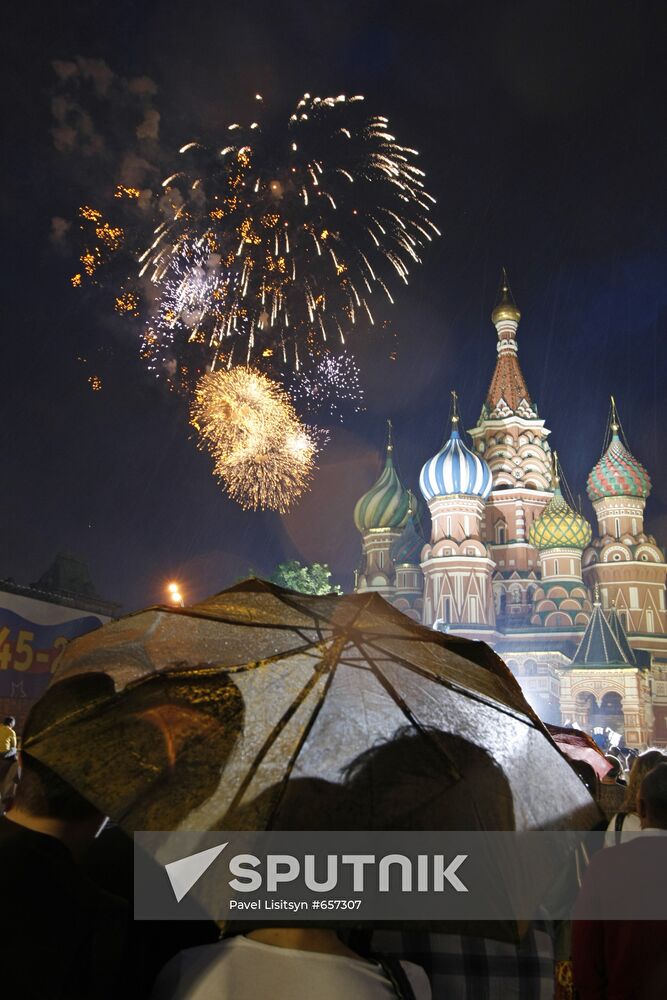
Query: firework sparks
xmin=142 ymin=93 xmax=438 ymax=374
xmin=70 ymin=202 xmax=129 ymax=289
xmin=139 ymin=238 xmax=245 ymax=389
xmin=190 ymin=367 xmax=317 ymax=511
xmin=289 ymin=349 xmax=365 ymax=422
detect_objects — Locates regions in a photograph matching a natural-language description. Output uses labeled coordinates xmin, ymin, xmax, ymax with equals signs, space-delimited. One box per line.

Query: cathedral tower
xmin=390 ymin=514 xmax=425 ymax=622
xmin=583 ymin=399 xmax=667 ymax=642
xmin=529 ymin=454 xmax=593 ymax=627
xmin=353 ymin=422 xmax=412 ymax=598
xmin=468 ymin=270 xmax=553 ymax=624
xmin=419 ymin=393 xmax=495 ymax=632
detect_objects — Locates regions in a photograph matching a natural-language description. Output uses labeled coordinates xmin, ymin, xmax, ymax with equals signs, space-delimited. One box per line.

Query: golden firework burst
xmin=191 ymin=367 xmax=317 ymax=512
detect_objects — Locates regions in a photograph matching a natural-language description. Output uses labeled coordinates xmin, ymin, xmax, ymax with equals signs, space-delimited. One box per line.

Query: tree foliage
xmin=269 ymin=560 xmax=342 ymax=595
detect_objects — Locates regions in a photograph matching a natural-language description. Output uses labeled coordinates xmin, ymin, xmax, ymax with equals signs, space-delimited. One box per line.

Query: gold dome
xmin=491 ymin=269 xmax=521 ymax=325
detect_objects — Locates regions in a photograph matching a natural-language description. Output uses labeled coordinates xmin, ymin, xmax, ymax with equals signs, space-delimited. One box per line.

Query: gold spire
xmin=552 ymin=451 xmax=561 ymax=489
xmin=491 ymin=267 xmax=521 ymax=325
xmin=610 ymin=395 xmax=619 ymax=435
xmin=386 ymin=417 xmax=393 ymax=452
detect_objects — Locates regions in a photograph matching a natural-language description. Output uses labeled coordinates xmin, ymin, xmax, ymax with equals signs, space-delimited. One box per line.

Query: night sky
xmin=3 ymin=1 xmax=666 ymax=612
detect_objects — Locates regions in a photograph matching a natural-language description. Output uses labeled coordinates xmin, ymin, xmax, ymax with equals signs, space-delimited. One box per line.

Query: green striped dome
xmin=354 ymin=441 xmax=411 ymax=533
xmin=529 ymin=487 xmax=592 ymax=551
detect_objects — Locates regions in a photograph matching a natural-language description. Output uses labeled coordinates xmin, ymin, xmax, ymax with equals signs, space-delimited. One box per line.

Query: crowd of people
xmin=1 ymin=713 xmax=666 ymax=999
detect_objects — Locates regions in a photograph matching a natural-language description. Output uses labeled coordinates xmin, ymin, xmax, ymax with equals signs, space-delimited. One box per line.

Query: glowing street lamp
xmin=167 ymin=582 xmax=184 ymax=607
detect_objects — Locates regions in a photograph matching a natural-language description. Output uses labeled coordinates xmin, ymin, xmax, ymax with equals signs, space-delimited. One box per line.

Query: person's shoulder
xmin=592 ymin=830 xmax=667 ymax=871
xmin=621 ymin=829 xmax=667 ymax=850
xmin=400 ymin=960 xmax=432 ymax=1000
xmin=150 ymin=940 xmax=229 ymax=999
xmin=163 ymin=937 xmax=233 ymax=974
xmin=0 ymin=816 xmax=51 ymax=864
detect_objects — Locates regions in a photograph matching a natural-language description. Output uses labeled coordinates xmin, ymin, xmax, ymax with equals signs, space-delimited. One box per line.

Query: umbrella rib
xmin=358 ymin=643 xmax=469 ymax=785
xmin=359 ymin=643 xmax=433 ymax=736
xmin=264 ymin=636 xmax=349 ymax=830
xmin=26 ymin=649 xmax=337 ymax=760
xmin=222 ymin=635 xmax=349 ymax=822
xmin=358 ymin=637 xmax=535 ymax=726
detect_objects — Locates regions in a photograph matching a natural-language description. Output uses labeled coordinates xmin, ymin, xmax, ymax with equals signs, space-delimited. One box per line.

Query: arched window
xmin=442 ymin=596 xmax=452 ymax=622
xmin=553 ymin=559 xmax=559 ymax=576
xmin=496 ymin=522 xmax=506 ymax=544
xmin=615 ymin=517 xmax=621 ymax=538
xmin=646 ymin=609 xmax=654 ymax=633
xmin=378 ymin=551 xmax=384 ymax=569
xmin=446 ymin=515 xmax=452 ymax=537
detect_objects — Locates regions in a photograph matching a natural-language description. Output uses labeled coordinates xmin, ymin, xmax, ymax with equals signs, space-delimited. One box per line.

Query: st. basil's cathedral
xmin=353 ymin=273 xmax=667 ymax=749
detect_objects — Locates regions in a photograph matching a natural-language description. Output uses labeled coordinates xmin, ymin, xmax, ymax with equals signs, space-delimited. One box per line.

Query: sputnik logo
xmin=165 ymin=842 xmax=228 ymax=902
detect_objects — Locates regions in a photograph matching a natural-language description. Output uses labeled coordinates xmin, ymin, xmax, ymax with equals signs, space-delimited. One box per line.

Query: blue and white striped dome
xmin=419 ymin=424 xmax=493 ymax=502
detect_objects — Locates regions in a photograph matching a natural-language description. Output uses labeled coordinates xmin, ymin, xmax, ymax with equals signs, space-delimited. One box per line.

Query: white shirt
xmin=604 ymin=810 xmax=642 ymax=846
xmin=151 ymin=934 xmax=431 ymax=1000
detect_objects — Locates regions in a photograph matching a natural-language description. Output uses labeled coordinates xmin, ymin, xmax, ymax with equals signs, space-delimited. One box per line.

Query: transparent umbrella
xmin=23 ymin=578 xmax=598 ymax=836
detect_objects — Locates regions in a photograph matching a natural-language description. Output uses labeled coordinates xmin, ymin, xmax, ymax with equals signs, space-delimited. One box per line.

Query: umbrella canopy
xmin=23 ymin=579 xmax=598 ymax=834
xmin=546 ymin=723 xmax=614 ymax=781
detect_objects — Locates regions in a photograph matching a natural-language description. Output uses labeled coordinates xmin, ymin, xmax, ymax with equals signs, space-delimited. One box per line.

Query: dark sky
xmin=3 ymin=1 xmax=666 ymax=611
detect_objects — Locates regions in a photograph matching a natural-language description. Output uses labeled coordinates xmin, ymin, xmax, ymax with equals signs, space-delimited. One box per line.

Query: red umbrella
xmin=546 ymin=723 xmax=613 ymax=780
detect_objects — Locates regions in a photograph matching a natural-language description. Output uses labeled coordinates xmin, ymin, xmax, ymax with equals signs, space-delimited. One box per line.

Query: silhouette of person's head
xmin=342 ymin=727 xmax=516 ymax=831
xmin=639 ymin=762 xmax=667 ymax=829
xmin=230 ymin=726 xmax=515 ymax=832
xmin=23 ymin=669 xmax=245 ymax=831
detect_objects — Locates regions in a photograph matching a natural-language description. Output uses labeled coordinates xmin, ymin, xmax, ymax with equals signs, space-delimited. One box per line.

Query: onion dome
xmin=491 ymin=268 xmax=521 ymax=325
xmin=390 ymin=514 xmax=424 ymax=565
xmin=587 ymin=400 xmax=651 ymax=501
xmin=354 ymin=421 xmax=412 ymax=533
xmin=419 ymin=392 xmax=493 ymax=502
xmin=529 ymin=455 xmax=592 ymax=551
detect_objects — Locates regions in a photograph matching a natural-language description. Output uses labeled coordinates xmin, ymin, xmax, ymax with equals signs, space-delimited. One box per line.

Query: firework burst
xmin=289 ymin=349 xmax=365 ymax=422
xmin=191 ymin=367 xmax=317 ymax=511
xmin=139 ymin=238 xmax=245 ymax=391
xmin=143 ymin=93 xmax=438 ymax=374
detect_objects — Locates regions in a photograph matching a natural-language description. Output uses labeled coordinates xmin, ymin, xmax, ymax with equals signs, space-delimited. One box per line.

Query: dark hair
xmin=639 ymin=762 xmax=667 ymax=827
xmin=604 ymin=754 xmax=622 ymax=780
xmin=3 ymin=716 xmax=15 ymax=727
xmin=622 ymin=749 xmax=665 ymax=812
xmin=570 ymin=760 xmax=597 ymax=795
xmin=16 ymin=753 xmax=103 ymax=822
